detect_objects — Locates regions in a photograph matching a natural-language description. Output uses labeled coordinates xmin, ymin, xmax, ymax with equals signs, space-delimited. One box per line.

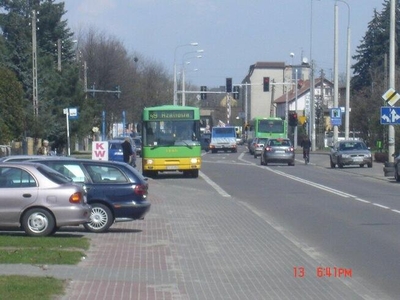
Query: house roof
xmin=243 ymin=61 xmax=286 ymax=83
xmin=274 ymin=78 xmax=333 ymax=104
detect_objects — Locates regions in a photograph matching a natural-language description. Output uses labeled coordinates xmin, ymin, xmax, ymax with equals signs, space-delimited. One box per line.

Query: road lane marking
xmin=200 ymin=171 xmax=231 ymax=198
xmin=209 ymin=152 xmax=400 ymax=215
xmin=354 ymin=198 xmax=370 ymax=204
xmin=372 ymin=203 xmax=390 ymax=210
xmin=260 ymin=166 xmax=400 ymax=216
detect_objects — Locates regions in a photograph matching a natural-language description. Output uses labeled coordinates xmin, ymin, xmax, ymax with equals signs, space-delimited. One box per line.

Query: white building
xmin=241 ymin=61 xmax=310 ymax=121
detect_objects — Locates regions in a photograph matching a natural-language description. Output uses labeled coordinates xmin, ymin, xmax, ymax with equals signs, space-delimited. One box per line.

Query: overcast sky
xmin=60 ymin=0 xmax=386 ymax=88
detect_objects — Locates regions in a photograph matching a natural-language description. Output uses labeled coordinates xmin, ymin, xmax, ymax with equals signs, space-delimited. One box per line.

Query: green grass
xmin=0 ymin=234 xmax=90 ymax=299
xmin=0 ymin=235 xmax=89 ymax=264
xmin=0 ymin=275 xmax=65 ymax=300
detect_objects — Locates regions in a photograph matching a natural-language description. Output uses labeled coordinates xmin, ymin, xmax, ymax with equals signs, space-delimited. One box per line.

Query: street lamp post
xmin=181 ymin=51 xmax=203 ymax=106
xmin=173 ymin=42 xmax=198 ymax=105
xmin=333 ymin=3 xmax=339 ymax=144
xmin=336 ymin=0 xmax=351 ymax=140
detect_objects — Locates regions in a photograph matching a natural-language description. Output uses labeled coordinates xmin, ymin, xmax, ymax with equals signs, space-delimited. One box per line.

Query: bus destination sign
xmin=149 ymin=110 xmax=194 ymax=120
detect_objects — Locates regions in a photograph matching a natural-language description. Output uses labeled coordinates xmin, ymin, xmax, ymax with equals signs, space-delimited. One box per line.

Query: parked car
xmin=28 ymin=158 xmax=150 ymax=233
xmin=0 ymin=155 xmax=73 ymax=162
xmin=260 ymin=138 xmax=295 ymax=166
xmin=0 ymin=162 xmax=91 ymax=236
xmin=330 ymin=140 xmax=372 ymax=168
xmin=248 ymin=138 xmax=257 ymax=155
xmin=114 ymin=135 xmax=142 ymax=157
xmin=252 ymin=138 xmax=269 ymax=158
xmin=133 ymin=137 xmax=142 ymax=156
xmin=109 ymin=139 xmax=136 ymax=162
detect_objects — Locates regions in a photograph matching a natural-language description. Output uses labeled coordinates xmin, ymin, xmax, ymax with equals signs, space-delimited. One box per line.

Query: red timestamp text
xmin=294 ymin=266 xmax=352 ymax=278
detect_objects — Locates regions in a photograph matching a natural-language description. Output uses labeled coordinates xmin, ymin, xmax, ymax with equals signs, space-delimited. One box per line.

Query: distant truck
xmin=209 ymin=126 xmax=237 ymax=153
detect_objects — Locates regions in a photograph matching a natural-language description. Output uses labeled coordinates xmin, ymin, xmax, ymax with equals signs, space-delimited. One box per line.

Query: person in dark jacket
xmin=121 ymin=137 xmax=133 ymax=164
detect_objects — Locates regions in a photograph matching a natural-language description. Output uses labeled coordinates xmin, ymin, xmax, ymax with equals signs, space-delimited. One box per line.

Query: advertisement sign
xmin=92 ymin=141 xmax=109 ymax=161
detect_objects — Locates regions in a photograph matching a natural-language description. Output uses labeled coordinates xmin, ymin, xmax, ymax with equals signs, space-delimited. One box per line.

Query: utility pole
xmin=32 ymin=10 xmax=38 ymax=117
xmin=388 ymin=0 xmax=395 ymax=162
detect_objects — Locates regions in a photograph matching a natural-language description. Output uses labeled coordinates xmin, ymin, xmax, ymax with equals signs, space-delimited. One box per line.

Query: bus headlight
xmin=190 ymin=158 xmax=198 ymax=164
xmin=146 ymin=159 xmax=154 ymax=165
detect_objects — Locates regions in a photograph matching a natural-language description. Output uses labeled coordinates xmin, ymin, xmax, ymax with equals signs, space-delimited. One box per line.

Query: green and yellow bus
xmin=142 ymin=105 xmax=201 ymax=178
xmin=248 ymin=117 xmax=287 ymax=139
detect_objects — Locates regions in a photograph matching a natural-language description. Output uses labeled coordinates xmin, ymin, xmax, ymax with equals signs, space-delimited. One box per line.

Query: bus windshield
xmin=258 ymin=119 xmax=284 ymax=133
xmin=143 ymin=120 xmax=200 ymax=147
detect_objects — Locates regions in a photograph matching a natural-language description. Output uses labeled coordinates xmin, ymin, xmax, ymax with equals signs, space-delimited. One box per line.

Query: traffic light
xmin=201 ymin=86 xmax=207 ymax=100
xmin=233 ymin=85 xmax=240 ymax=99
xmin=288 ymin=111 xmax=298 ymax=127
xmin=114 ymin=85 xmax=121 ymax=99
xmin=263 ymin=77 xmax=270 ymax=92
xmin=226 ymin=78 xmax=232 ymax=93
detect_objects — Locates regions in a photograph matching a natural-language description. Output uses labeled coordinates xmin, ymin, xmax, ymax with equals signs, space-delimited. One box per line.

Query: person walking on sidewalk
xmin=37 ymin=139 xmax=51 ymax=155
xmin=121 ymin=137 xmax=134 ymax=164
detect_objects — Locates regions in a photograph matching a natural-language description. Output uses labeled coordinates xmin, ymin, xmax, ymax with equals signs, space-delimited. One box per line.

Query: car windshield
xmin=269 ymin=139 xmax=290 ymax=146
xmin=37 ymin=165 xmax=73 ymax=184
xmin=258 ymin=138 xmax=268 ymax=144
xmin=339 ymin=142 xmax=367 ymax=151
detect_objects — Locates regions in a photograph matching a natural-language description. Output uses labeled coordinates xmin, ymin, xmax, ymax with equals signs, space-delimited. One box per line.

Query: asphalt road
xmin=200 ymin=145 xmax=400 ymax=299
xmin=1 ymin=147 xmax=397 ymax=299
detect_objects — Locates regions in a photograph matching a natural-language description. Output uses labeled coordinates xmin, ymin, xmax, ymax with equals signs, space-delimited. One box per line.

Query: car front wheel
xmin=22 ymin=208 xmax=55 ymax=237
xmin=84 ymin=204 xmax=113 ymax=233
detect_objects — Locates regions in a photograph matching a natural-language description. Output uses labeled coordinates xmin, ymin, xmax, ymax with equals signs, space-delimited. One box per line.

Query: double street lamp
xmin=181 ymin=50 xmax=203 ymax=106
xmin=173 ymin=42 xmax=198 ymax=105
xmin=182 ymin=54 xmax=203 ymax=106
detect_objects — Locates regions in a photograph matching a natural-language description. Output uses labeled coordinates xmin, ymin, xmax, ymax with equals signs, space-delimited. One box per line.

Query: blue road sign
xmin=381 ymin=107 xmax=400 ymax=124
xmin=68 ymin=108 xmax=79 ymax=120
xmin=330 ymin=108 xmax=342 ymax=126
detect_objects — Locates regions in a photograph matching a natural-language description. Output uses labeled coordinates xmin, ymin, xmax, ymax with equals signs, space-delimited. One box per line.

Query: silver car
xmin=252 ymin=138 xmax=269 ymax=158
xmin=330 ymin=140 xmax=372 ymax=168
xmin=0 ymin=162 xmax=91 ymax=236
xmin=260 ymin=138 xmax=295 ymax=166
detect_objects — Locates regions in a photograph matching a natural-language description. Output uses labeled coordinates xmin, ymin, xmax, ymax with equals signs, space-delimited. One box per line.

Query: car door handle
xmin=22 ymin=194 xmax=31 ymax=198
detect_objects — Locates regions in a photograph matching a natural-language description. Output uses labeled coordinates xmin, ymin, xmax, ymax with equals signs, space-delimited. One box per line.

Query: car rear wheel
xmin=22 ymin=208 xmax=55 ymax=237
xmin=84 ymin=204 xmax=113 ymax=233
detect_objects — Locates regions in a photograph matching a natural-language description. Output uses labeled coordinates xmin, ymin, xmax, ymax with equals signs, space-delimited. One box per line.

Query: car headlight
xmin=365 ymin=153 xmax=372 ymax=158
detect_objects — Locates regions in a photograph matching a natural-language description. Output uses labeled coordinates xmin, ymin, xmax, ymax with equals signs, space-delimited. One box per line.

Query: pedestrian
xmin=121 ymin=137 xmax=134 ymax=164
xmin=37 ymin=139 xmax=51 ymax=155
